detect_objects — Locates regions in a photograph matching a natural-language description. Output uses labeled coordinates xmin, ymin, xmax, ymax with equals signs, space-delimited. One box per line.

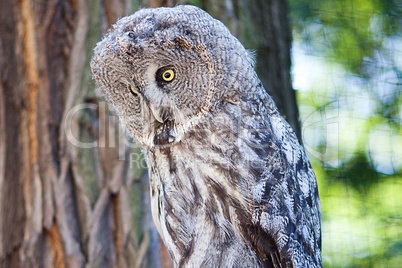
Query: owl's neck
xmin=145 ymin=94 xmax=271 ymax=266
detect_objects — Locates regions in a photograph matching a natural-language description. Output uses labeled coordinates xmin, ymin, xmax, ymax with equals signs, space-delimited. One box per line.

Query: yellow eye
xmin=162 ymin=69 xmax=175 ymax=82
xmin=130 ymin=86 xmax=138 ymax=95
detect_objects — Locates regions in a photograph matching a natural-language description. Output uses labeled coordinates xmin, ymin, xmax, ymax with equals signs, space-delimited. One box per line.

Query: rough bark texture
xmin=0 ymin=0 xmax=298 ymax=267
xmin=0 ymin=0 xmax=152 ymax=267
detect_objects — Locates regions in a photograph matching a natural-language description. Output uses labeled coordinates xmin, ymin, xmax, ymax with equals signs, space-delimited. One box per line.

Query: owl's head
xmin=91 ymin=5 xmax=256 ymax=148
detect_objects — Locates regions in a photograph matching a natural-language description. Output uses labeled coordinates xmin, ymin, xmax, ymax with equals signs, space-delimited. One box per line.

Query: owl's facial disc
xmin=92 ymin=10 xmax=216 ymax=149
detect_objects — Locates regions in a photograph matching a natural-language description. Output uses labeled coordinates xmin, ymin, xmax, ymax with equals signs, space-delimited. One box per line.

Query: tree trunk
xmin=0 ymin=0 xmax=152 ymax=267
xmin=0 ymin=0 xmax=297 ymax=267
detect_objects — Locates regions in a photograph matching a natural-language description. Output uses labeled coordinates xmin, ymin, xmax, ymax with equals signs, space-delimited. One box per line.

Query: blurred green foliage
xmin=291 ymin=0 xmax=401 ymax=75
xmin=289 ymin=0 xmax=401 ymax=267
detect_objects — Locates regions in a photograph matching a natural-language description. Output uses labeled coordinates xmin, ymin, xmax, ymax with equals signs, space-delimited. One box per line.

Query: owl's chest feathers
xmin=146 ymin=115 xmax=266 ymax=266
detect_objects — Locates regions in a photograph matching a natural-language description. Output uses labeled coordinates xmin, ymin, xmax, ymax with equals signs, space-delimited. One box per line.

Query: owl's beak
xmin=149 ymin=103 xmax=164 ymax=123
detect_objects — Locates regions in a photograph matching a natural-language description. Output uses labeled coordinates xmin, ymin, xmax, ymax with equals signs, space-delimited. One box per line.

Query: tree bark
xmin=0 ymin=0 xmax=298 ymax=267
xmin=0 ymin=0 xmax=151 ymax=267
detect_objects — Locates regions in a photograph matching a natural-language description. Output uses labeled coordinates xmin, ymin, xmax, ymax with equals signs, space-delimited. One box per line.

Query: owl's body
xmin=91 ymin=5 xmax=321 ymax=268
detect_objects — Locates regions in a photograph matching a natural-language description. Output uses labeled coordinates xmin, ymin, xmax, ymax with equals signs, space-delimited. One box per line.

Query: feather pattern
xmin=91 ymin=5 xmax=322 ymax=267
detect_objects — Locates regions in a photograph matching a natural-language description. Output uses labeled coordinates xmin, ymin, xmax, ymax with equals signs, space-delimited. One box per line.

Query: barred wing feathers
xmin=241 ymin=99 xmax=322 ymax=267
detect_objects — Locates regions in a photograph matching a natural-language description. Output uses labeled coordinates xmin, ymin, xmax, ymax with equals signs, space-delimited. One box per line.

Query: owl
xmin=91 ymin=5 xmax=321 ymax=268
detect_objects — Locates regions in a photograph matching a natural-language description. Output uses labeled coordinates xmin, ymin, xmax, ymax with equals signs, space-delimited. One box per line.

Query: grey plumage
xmin=91 ymin=5 xmax=321 ymax=268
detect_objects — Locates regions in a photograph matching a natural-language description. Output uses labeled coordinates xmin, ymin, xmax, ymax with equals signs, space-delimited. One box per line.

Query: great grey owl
xmin=91 ymin=5 xmax=321 ymax=268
